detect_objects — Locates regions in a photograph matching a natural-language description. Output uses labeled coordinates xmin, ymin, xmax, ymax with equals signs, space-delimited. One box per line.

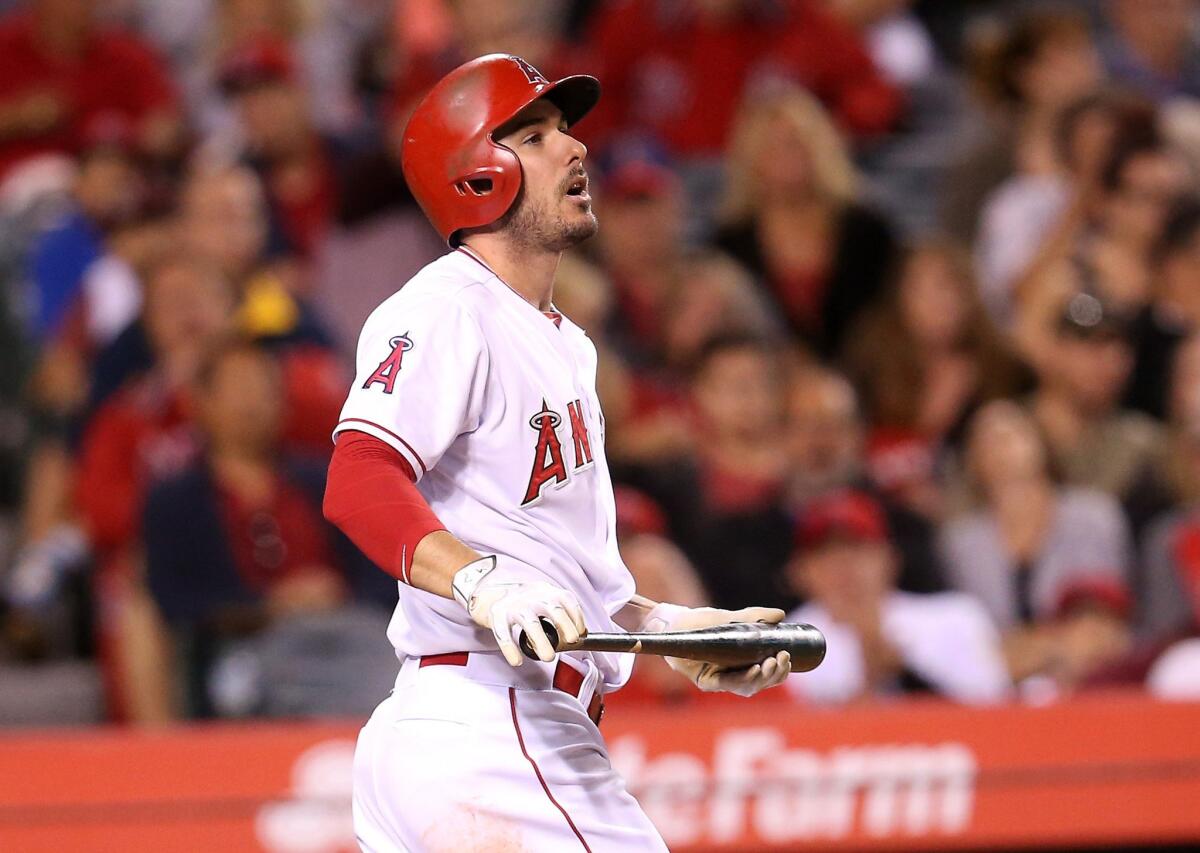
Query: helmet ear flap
xmin=458 ymin=176 xmax=494 ymax=197
xmin=446 ymin=144 xmax=523 ymax=246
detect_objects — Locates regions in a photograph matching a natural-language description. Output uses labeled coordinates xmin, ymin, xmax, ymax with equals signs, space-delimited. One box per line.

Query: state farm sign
xmin=610 ymin=727 xmax=976 ymax=847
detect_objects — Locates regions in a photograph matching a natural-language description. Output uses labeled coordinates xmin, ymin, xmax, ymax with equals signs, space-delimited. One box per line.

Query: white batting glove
xmin=641 ymin=603 xmax=792 ymax=697
xmin=452 ymin=556 xmax=587 ymax=667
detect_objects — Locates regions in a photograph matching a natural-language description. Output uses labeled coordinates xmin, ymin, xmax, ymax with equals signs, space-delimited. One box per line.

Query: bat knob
xmin=518 ymin=617 xmax=561 ymax=661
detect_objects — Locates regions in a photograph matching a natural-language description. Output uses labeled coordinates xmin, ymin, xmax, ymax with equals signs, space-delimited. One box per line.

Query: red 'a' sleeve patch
xmin=362 ymin=333 xmax=413 ymax=394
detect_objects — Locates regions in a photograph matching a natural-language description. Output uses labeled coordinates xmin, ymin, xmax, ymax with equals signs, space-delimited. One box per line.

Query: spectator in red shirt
xmin=583 ymin=0 xmax=902 ymax=157
xmin=76 ymin=253 xmax=236 ymax=558
xmin=72 ymin=252 xmax=236 ymax=721
xmin=218 ymin=38 xmax=340 ymax=259
xmin=0 ymin=0 xmax=180 ymax=184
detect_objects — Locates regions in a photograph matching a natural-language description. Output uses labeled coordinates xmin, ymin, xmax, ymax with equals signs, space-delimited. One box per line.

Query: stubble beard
xmin=500 ymin=190 xmax=598 ymax=254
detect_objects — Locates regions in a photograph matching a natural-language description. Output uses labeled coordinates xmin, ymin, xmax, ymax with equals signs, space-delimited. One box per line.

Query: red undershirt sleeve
xmin=323 ymin=430 xmax=447 ymax=584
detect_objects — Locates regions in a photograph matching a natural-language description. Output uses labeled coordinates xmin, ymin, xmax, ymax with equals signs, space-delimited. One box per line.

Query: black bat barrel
xmin=519 ymin=621 xmax=826 ymax=672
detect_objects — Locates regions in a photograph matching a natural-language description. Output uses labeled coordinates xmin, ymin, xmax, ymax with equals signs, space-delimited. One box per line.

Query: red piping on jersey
xmin=508 ymin=687 xmax=593 ymax=852
xmin=336 ymin=418 xmax=428 ymax=476
xmin=323 ymin=431 xmax=445 ymax=584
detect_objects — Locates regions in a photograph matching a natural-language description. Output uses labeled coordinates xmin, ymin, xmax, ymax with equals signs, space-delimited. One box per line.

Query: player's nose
xmin=565 ymin=134 xmax=586 ymax=165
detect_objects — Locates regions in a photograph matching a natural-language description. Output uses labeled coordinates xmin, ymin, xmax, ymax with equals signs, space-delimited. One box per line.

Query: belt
xmin=420 ymin=652 xmax=604 ymax=726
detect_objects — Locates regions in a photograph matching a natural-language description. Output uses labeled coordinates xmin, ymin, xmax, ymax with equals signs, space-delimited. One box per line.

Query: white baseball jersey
xmin=334 ymin=247 xmax=636 ymax=689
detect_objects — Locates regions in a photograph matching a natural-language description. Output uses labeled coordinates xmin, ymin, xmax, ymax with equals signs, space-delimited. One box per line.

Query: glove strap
xmin=451 ymin=555 xmax=498 ymax=611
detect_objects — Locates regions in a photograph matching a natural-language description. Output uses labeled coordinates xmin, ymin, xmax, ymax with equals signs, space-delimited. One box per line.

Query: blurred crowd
xmin=2 ymin=0 xmax=1200 ymax=726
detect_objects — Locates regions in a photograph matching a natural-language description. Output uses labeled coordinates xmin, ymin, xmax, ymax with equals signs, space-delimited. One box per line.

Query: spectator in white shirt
xmin=785 ymin=490 xmax=1011 ymax=705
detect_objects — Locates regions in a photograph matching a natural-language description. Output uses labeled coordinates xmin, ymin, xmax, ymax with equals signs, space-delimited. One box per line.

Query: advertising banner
xmin=1 ymin=693 xmax=1198 ymax=852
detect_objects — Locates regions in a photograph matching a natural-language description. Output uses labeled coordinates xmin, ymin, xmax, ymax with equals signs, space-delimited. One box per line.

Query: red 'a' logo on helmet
xmin=362 ymin=334 xmax=413 ymax=394
xmin=522 ymin=401 xmax=568 ymax=505
xmin=509 ymin=56 xmax=548 ymax=85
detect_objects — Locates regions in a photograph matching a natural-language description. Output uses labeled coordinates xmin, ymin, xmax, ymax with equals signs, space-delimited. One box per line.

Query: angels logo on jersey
xmin=362 ymin=333 xmax=413 ymax=394
xmin=522 ymin=398 xmax=594 ymax=506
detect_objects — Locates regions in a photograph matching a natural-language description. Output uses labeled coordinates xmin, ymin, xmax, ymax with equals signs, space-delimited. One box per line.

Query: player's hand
xmin=452 ymin=556 xmax=587 ymax=667
xmin=643 ymin=604 xmax=792 ymax=697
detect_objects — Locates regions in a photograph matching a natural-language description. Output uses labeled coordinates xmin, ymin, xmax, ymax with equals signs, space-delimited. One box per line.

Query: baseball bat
xmin=518 ymin=620 xmax=826 ymax=672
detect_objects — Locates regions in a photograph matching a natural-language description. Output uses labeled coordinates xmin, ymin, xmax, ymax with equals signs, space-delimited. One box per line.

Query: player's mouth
xmin=564 ymin=174 xmax=590 ymax=204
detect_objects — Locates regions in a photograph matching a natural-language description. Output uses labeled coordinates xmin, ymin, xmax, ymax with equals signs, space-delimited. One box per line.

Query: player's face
xmin=494 ymin=100 xmax=597 ymax=251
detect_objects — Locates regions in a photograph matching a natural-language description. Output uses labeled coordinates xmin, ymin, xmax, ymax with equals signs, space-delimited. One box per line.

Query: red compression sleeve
xmin=323 ymin=430 xmax=446 ymax=584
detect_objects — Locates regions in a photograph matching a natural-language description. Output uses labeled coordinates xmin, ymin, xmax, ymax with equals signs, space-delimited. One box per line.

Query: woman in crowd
xmin=939 ymin=401 xmax=1133 ymax=695
xmin=944 ymin=7 xmax=1102 ymax=246
xmin=715 ymin=84 xmax=897 ymax=359
xmin=843 ymin=238 xmax=1030 ymax=516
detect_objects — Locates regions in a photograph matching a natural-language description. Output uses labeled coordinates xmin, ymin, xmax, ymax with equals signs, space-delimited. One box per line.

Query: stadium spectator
xmin=5 ymin=207 xmax=175 ymax=615
xmin=605 ymin=486 xmax=712 ymax=708
xmin=592 ymin=136 xmax=690 ymax=362
xmin=625 ymin=334 xmax=793 ymax=611
xmin=1134 ymin=335 xmax=1200 ymax=645
xmin=939 ymin=401 xmax=1133 ymax=693
xmin=218 ymin=38 xmax=340 ymax=258
xmin=843 ymin=238 xmax=1029 ymax=512
xmin=785 ymin=489 xmax=1010 ymax=705
xmin=142 ymin=341 xmax=387 ymax=719
xmin=76 ymin=254 xmax=235 ymax=559
xmin=1125 ymin=195 xmax=1200 ymax=419
xmin=24 ymin=128 xmax=146 ymax=343
xmin=388 ymin=0 xmax=574 ymax=132
xmin=311 ymin=158 xmax=444 ymax=361
xmin=823 ymin=0 xmax=938 ymax=89
xmin=942 ymin=8 xmax=1103 ymax=245
xmin=72 ymin=253 xmax=235 ymax=721
xmin=715 ymin=85 xmax=897 ymax=359
xmin=0 ymin=0 xmax=180 ymax=185
xmin=785 ymin=366 xmax=863 ymax=504
xmin=178 ymin=163 xmax=329 ymax=340
xmin=1026 ymin=292 xmax=1166 ymax=509
xmin=548 ymin=253 xmax=696 ymax=471
xmin=659 ymin=251 xmax=779 ymax=373
xmin=87 ymin=164 xmax=344 ymax=453
xmin=974 ymin=89 xmax=1147 ymax=326
xmin=583 ymin=0 xmax=902 ymax=157
xmin=1098 ymin=0 xmax=1200 ymax=103
xmin=689 ymin=334 xmax=789 ymax=516
xmin=785 ymin=365 xmax=946 ymax=594
xmin=599 ymin=250 xmax=776 ymax=469
xmin=1079 ymin=128 xmax=1192 ymax=313
xmin=1008 ymin=113 xmax=1185 ymax=365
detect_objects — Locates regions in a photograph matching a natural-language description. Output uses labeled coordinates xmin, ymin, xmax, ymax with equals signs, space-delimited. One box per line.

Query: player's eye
xmin=523 ymin=132 xmax=542 ymax=145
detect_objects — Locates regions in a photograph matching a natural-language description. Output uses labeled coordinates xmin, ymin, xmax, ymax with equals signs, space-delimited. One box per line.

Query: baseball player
xmin=323 ymin=54 xmax=793 ymax=852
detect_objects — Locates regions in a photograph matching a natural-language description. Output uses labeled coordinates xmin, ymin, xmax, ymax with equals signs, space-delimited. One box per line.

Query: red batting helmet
xmin=401 ymin=54 xmax=601 ymax=247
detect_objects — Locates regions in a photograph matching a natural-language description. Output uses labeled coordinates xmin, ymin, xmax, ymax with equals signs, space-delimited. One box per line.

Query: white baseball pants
xmin=352 ymin=652 xmax=668 ymax=852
